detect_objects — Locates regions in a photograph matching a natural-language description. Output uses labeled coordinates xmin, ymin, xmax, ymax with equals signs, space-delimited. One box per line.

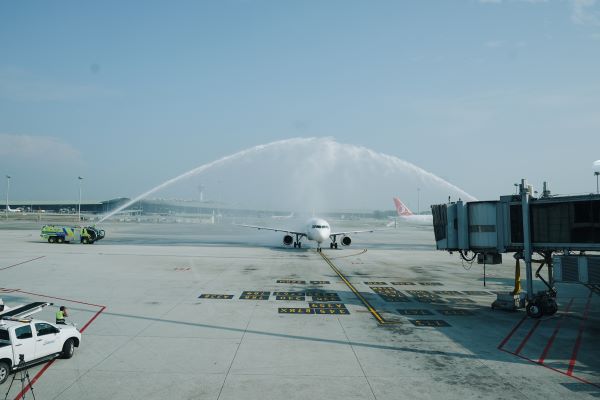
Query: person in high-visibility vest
xmin=56 ymin=306 xmax=69 ymax=324
xmin=81 ymin=227 xmax=89 ymax=243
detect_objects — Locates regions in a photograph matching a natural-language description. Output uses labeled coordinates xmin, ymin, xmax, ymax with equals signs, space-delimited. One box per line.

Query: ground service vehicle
xmin=0 ymin=302 xmax=81 ymax=385
xmin=40 ymin=225 xmax=105 ymax=244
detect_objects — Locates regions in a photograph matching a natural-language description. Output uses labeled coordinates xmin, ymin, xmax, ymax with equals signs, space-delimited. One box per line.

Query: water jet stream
xmin=99 ymin=138 xmax=476 ymax=222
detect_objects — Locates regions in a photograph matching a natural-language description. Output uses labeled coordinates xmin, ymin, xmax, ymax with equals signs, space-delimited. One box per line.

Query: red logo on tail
xmin=393 ymin=198 xmax=413 ymax=216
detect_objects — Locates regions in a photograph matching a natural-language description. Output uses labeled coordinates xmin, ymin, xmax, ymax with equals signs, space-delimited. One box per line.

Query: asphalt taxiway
xmin=0 ymin=220 xmax=598 ymax=399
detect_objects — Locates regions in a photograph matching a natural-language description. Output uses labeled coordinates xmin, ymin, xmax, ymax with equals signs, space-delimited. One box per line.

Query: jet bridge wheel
xmin=541 ymin=297 xmax=558 ymax=316
xmin=527 ymin=292 xmax=558 ymax=318
xmin=526 ymin=302 xmax=543 ymax=318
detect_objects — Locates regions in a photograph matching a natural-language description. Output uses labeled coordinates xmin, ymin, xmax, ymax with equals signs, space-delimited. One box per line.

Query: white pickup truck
xmin=0 ymin=302 xmax=81 ymax=385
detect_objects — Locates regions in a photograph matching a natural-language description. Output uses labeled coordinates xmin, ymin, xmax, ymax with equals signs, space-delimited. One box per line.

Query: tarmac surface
xmin=0 ymin=219 xmax=599 ymax=399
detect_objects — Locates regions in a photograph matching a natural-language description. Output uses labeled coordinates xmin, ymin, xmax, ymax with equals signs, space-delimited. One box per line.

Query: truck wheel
xmin=0 ymin=361 xmax=10 ymax=385
xmin=61 ymin=338 xmax=75 ymax=359
xmin=48 ymin=237 xmax=56 ymax=243
xmin=57 ymin=237 xmax=64 ymax=244
xmin=82 ymin=238 xmax=89 ymax=244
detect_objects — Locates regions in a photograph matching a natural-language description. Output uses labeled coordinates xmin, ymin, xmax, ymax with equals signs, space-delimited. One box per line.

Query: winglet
xmin=393 ymin=197 xmax=413 ymax=216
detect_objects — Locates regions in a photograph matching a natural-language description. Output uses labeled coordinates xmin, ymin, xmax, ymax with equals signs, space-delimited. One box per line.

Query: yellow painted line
xmin=318 ymin=251 xmax=400 ymax=325
xmin=328 ymin=248 xmax=368 ymax=260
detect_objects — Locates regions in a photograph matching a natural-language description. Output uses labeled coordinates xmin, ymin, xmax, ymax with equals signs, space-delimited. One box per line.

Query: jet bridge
xmin=432 ymin=179 xmax=600 ymax=318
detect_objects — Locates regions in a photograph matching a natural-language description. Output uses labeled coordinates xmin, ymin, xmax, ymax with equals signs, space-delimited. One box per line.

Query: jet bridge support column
xmin=520 ymin=179 xmax=534 ymax=302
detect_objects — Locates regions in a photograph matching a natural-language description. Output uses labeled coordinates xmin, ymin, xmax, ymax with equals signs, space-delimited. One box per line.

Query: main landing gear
xmin=330 ymin=235 xmax=338 ymax=249
xmin=293 ymin=233 xmax=302 ymax=248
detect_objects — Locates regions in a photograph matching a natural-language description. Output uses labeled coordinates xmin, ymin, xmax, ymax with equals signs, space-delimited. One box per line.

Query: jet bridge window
xmin=15 ymin=325 xmax=33 ymax=340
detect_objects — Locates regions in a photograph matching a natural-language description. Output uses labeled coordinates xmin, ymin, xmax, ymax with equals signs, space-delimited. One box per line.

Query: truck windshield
xmin=0 ymin=329 xmax=9 ymax=348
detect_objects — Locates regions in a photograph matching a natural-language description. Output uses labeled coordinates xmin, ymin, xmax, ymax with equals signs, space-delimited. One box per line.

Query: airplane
xmin=238 ymin=217 xmax=375 ymax=251
xmin=271 ymin=211 xmax=294 ymax=220
xmin=5 ymin=205 xmax=23 ymax=213
xmin=393 ymin=197 xmax=433 ymax=226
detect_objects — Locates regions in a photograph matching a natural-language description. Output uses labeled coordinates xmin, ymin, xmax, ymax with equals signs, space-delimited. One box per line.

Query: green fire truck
xmin=40 ymin=225 xmax=105 ymax=244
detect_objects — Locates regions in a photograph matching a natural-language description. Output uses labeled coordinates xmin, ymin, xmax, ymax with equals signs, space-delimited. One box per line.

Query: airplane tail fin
xmin=393 ymin=197 xmax=414 ymax=216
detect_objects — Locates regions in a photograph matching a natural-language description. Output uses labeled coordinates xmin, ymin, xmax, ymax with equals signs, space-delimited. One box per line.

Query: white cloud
xmin=571 ymin=0 xmax=600 ymax=25
xmin=0 ymin=133 xmax=81 ymax=159
xmin=0 ymin=67 xmax=117 ymax=102
xmin=484 ymin=40 xmax=527 ymax=49
xmin=478 ymin=0 xmax=548 ymax=3
xmin=485 ymin=40 xmax=506 ymax=48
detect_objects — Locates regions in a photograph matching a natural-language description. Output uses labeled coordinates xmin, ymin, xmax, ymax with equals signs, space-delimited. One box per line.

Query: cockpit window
xmin=312 ymin=225 xmax=329 ymax=229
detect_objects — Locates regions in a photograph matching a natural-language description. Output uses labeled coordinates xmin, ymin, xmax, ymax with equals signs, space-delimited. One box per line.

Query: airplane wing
xmin=329 ymin=228 xmax=377 ymax=237
xmin=236 ymin=224 xmax=306 ymax=237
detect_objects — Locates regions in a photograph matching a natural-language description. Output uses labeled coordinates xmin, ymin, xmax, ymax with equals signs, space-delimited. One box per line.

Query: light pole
xmin=594 ymin=161 xmax=600 ymax=195
xmin=78 ymin=176 xmax=83 ymax=222
xmin=5 ymin=175 xmax=10 ymax=220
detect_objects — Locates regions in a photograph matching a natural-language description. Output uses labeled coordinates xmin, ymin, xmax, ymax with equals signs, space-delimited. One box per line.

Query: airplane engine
xmin=283 ymin=235 xmax=294 ymax=246
xmin=341 ymin=236 xmax=352 ymax=246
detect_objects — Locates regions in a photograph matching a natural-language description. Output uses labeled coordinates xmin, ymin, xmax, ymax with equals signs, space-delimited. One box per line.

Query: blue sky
xmin=1 ymin=0 xmax=599 ymax=209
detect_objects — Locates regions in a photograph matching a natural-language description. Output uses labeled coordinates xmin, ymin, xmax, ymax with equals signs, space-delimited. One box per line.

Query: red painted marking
xmin=567 ymin=292 xmax=593 ymax=376
xmin=13 ymin=360 xmax=55 ymax=400
xmin=538 ymin=298 xmax=575 ymax=364
xmin=80 ymin=306 xmax=106 ymax=333
xmin=498 ymin=314 xmax=528 ymax=350
xmin=515 ymin=319 xmax=541 ymax=355
xmin=0 ymin=256 xmax=45 ymax=271
xmin=6 ymin=289 xmax=106 ymax=400
xmin=499 ymin=347 xmax=600 ymax=389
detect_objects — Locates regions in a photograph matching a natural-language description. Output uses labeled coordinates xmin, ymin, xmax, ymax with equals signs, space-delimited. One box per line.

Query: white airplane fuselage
xmin=238 ymin=216 xmax=373 ymax=250
xmin=399 ymin=215 xmax=433 ymax=226
xmin=305 ymin=217 xmax=331 ymax=244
